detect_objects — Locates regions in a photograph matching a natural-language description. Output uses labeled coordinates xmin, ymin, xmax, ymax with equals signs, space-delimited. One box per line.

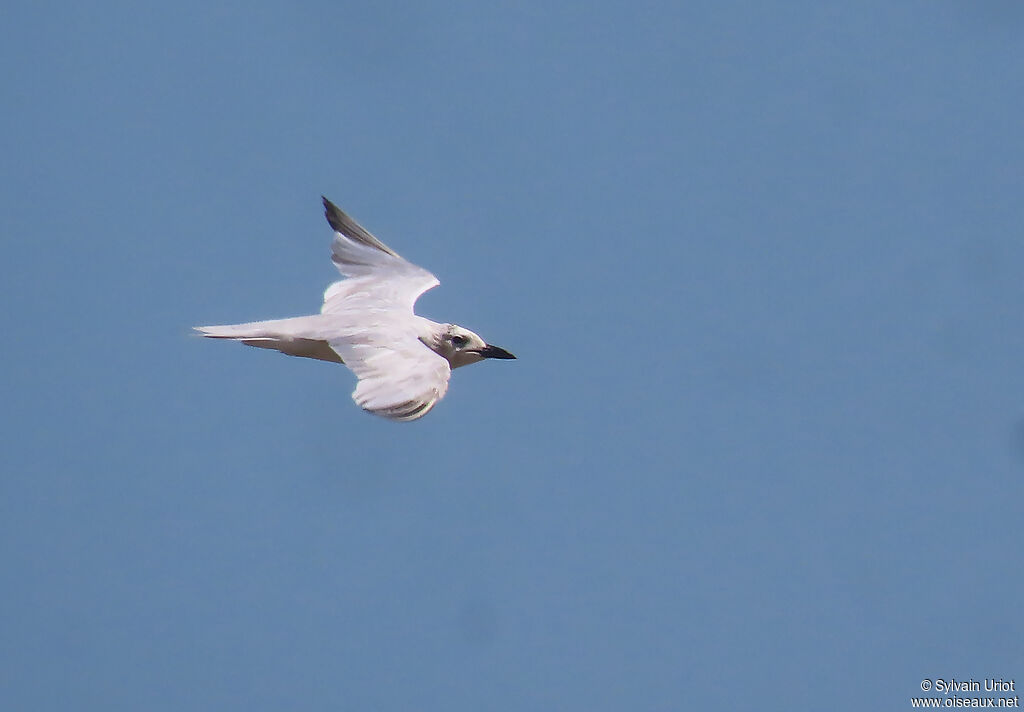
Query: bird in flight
xmin=195 ymin=197 xmax=515 ymax=421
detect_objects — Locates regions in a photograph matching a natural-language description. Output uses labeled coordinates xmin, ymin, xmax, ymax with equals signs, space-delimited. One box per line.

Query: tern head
xmin=427 ymin=323 xmax=516 ymax=369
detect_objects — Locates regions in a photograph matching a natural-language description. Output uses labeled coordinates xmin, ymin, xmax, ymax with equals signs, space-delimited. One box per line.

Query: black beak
xmin=477 ymin=344 xmax=516 ymax=360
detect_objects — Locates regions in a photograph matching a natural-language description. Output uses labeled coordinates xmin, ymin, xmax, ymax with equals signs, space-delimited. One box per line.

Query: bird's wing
xmin=318 ymin=197 xmax=449 ymax=420
xmin=320 ymin=197 xmax=439 ymax=315
xmin=327 ymin=326 xmax=451 ymax=421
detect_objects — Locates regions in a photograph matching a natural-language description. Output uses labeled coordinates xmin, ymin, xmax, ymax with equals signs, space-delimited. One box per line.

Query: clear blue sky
xmin=3 ymin=1 xmax=1022 ymax=709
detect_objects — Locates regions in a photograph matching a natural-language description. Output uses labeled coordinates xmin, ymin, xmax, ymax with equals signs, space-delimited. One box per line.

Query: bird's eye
xmin=450 ymin=335 xmax=469 ymax=348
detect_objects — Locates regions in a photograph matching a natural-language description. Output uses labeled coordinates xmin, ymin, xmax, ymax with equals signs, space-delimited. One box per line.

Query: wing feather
xmin=327 ymin=329 xmax=450 ymax=422
xmin=322 ymin=196 xmax=400 ymax=258
xmin=320 ymin=197 xmax=439 ymax=314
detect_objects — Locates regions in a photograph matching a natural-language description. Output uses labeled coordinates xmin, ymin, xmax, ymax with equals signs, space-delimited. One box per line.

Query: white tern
xmin=196 ymin=197 xmax=515 ymax=421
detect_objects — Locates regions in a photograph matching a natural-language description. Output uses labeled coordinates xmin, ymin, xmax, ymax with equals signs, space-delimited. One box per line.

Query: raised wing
xmin=327 ymin=327 xmax=451 ymax=421
xmin=320 ymin=197 xmax=439 ymax=315
xmin=318 ymin=197 xmax=449 ymax=420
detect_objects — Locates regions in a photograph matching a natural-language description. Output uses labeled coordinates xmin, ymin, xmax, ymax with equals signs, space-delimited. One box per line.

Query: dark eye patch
xmin=450 ymin=335 xmax=469 ymax=348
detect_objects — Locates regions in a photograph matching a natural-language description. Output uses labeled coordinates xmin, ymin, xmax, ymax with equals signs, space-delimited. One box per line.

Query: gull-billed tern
xmin=196 ymin=197 xmax=515 ymax=421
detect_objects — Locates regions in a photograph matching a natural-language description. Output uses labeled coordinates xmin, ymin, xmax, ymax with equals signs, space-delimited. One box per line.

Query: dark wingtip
xmin=322 ymin=195 xmax=347 ymax=233
xmin=318 ymin=195 xmax=401 ymax=257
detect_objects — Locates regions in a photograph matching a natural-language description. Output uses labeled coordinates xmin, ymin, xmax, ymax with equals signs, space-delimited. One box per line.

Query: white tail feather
xmin=194 ymin=317 xmax=343 ymax=364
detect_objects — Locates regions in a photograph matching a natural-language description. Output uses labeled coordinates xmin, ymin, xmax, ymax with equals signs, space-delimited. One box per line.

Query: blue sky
xmin=3 ymin=1 xmax=1023 ymax=709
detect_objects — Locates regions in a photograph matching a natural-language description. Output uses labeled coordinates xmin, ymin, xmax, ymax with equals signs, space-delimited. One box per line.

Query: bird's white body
xmin=196 ymin=197 xmax=515 ymax=421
